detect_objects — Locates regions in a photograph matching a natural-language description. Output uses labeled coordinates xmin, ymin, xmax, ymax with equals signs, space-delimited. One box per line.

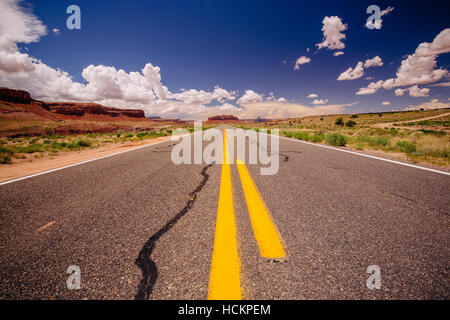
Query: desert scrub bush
xmin=0 ymin=155 xmax=11 ymax=164
xmin=325 ymin=133 xmax=347 ymax=146
xmin=417 ymin=129 xmax=446 ymax=136
xmin=0 ymin=145 xmax=14 ymax=155
xmin=125 ymin=133 xmax=133 ymax=138
xmin=14 ymin=143 xmax=45 ymax=154
xmin=345 ymin=120 xmax=357 ymax=127
xmin=350 ymin=114 xmax=358 ymax=118
xmin=284 ymin=131 xmax=294 ymax=138
xmin=295 ymin=131 xmax=310 ymax=141
xmin=396 ymin=141 xmax=416 ymax=154
xmin=310 ymin=134 xmax=325 ymax=143
xmin=335 ymin=118 xmax=344 ymax=126
xmin=76 ymin=139 xmax=92 ymax=147
xmin=136 ymin=132 xmax=149 ymax=138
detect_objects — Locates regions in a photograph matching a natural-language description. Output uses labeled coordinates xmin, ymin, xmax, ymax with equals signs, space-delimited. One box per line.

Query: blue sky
xmin=0 ymin=0 xmax=449 ymax=119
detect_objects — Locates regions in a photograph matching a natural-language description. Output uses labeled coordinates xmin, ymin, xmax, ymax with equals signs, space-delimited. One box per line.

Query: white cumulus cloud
xmin=316 ymin=16 xmax=347 ymax=51
xmin=404 ymin=98 xmax=450 ymax=111
xmin=293 ymin=56 xmax=311 ymax=70
xmin=337 ymin=62 xmax=365 ymax=80
xmin=237 ymin=90 xmax=264 ymax=104
xmin=338 ymin=56 xmax=383 ymax=81
xmin=312 ymin=98 xmax=328 ymax=105
xmin=355 ymin=29 xmax=450 ymax=95
xmin=356 ymin=80 xmax=384 ymax=95
xmin=364 ymin=56 xmax=383 ymax=68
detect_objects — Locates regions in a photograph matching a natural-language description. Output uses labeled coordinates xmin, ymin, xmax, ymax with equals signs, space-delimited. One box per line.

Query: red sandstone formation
xmin=43 ymin=102 xmax=145 ymax=118
xmin=207 ymin=115 xmax=239 ymax=121
xmin=0 ymin=87 xmax=32 ymax=104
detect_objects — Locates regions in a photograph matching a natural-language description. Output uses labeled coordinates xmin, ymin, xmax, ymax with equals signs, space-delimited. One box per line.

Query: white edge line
xmin=257 ymin=131 xmax=450 ymax=176
xmin=0 ymin=139 xmax=172 ymax=186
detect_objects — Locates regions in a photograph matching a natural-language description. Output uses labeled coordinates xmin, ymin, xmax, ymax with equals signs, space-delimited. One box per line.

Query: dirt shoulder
xmin=0 ymin=136 xmax=171 ymax=183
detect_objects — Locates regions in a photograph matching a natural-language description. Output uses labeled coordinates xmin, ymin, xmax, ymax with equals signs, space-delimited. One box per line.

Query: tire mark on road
xmin=134 ymin=163 xmax=214 ymax=300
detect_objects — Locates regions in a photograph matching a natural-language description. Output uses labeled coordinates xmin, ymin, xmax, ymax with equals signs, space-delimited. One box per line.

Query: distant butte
xmin=0 ymin=87 xmax=185 ymax=121
xmin=207 ymin=115 xmax=240 ymax=122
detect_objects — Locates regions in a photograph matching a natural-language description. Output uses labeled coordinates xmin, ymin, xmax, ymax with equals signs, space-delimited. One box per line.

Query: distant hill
xmin=0 ymin=87 xmax=146 ymax=120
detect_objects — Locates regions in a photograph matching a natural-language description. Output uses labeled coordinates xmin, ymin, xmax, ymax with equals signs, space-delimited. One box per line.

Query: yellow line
xmin=236 ymin=159 xmax=286 ymax=259
xmin=208 ymin=128 xmax=242 ymax=300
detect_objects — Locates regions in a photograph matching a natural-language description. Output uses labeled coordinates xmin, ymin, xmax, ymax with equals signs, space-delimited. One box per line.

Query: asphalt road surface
xmin=0 ymin=126 xmax=448 ymax=299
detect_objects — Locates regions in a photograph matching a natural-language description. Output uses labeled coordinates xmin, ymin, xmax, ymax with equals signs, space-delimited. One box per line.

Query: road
xmin=0 ymin=126 xmax=448 ymax=299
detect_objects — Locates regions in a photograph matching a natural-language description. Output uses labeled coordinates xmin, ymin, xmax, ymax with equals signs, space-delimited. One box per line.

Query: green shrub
xmin=345 ymin=120 xmax=357 ymax=127
xmin=125 ymin=133 xmax=133 ymax=138
xmin=350 ymin=114 xmax=358 ymax=118
xmin=284 ymin=131 xmax=294 ymax=138
xmin=0 ymin=155 xmax=11 ymax=164
xmin=417 ymin=129 xmax=446 ymax=136
xmin=295 ymin=131 xmax=310 ymax=141
xmin=15 ymin=144 xmax=45 ymax=154
xmin=0 ymin=145 xmax=14 ymax=155
xmin=325 ymin=133 xmax=347 ymax=146
xmin=396 ymin=141 xmax=416 ymax=154
xmin=136 ymin=132 xmax=148 ymax=138
xmin=335 ymin=117 xmax=344 ymax=126
xmin=76 ymin=139 xmax=92 ymax=147
xmin=310 ymin=134 xmax=324 ymax=142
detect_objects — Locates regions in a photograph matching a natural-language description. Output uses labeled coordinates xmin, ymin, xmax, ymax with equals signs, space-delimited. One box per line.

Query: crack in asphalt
xmin=134 ymin=162 xmax=214 ymax=300
xmin=248 ymin=136 xmax=296 ymax=162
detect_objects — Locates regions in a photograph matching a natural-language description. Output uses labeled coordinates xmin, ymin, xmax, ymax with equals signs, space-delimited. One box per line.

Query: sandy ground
xmin=371 ymin=112 xmax=450 ymax=130
xmin=0 ymin=136 xmax=171 ymax=183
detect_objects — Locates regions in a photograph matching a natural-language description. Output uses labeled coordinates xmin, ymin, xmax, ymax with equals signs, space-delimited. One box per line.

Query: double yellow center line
xmin=208 ymin=128 xmax=286 ymax=300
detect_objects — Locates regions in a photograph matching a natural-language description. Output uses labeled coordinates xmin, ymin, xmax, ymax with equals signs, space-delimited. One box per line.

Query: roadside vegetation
xmin=0 ymin=127 xmax=183 ymax=165
xmin=235 ymin=109 xmax=450 ymax=167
